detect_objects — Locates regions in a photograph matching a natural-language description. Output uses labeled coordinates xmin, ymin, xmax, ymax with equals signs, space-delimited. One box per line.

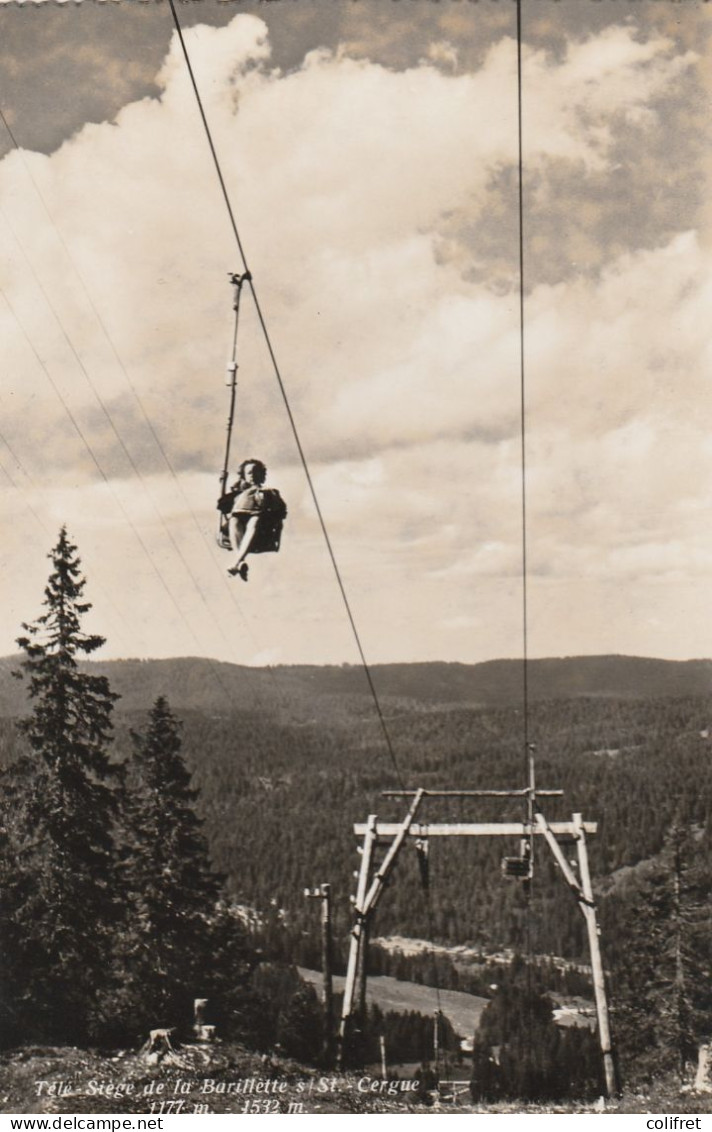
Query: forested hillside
xmin=1 ymin=653 xmax=711 ymax=717
xmin=1 ymin=654 xmax=710 ymax=969
xmin=183 ymin=691 xmax=712 ymax=966
xmin=2 ymin=627 xmax=712 ymax=1096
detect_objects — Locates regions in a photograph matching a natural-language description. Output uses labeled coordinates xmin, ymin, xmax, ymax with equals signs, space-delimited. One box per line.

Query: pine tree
xmin=470 ymin=984 xmax=601 ymax=1101
xmin=116 ymin=696 xmax=239 ymax=1036
xmin=0 ymin=527 xmax=122 ymax=1043
xmin=613 ymin=822 xmax=712 ymax=1083
xmin=276 ymin=982 xmax=323 ymax=1063
xmin=0 ymin=807 xmax=29 ymax=1047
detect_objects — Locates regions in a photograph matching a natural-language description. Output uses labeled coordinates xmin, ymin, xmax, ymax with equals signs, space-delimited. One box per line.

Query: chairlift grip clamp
xmin=229 ymin=270 xmax=252 ymax=309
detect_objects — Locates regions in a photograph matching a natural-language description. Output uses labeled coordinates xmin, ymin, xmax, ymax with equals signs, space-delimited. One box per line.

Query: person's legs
xmin=228 ymin=514 xmax=260 ymax=580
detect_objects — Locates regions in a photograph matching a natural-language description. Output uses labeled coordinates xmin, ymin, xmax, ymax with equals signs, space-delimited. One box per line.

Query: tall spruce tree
xmin=613 ymin=822 xmax=712 ymax=1083
xmin=117 ymin=696 xmax=232 ymax=1034
xmin=1 ymin=528 xmax=122 ymax=1043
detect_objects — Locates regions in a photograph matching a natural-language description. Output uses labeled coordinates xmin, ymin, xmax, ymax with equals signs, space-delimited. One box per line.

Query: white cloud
xmin=524 ymin=27 xmax=697 ymax=171
xmin=427 ymin=41 xmax=459 ymax=70
xmin=0 ymin=15 xmax=708 ymax=665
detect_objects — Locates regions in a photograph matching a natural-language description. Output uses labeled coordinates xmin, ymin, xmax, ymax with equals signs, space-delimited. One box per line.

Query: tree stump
xmin=140 ymin=1028 xmax=176 ymax=1062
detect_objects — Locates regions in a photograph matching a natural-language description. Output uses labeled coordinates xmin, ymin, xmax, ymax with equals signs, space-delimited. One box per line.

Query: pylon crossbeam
xmin=353 ymin=820 xmax=597 ymax=838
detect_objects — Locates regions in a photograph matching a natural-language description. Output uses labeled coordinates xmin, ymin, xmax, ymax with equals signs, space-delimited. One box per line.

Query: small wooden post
xmin=305 ymin=883 xmax=335 ymax=1063
xmin=321 ymin=883 xmax=334 ymax=1061
xmin=694 ymin=1044 xmax=712 ymax=1092
xmin=573 ymin=812 xmax=618 ymax=1097
xmin=380 ymin=1034 xmax=387 ymax=1080
xmin=193 ymin=999 xmax=216 ymax=1043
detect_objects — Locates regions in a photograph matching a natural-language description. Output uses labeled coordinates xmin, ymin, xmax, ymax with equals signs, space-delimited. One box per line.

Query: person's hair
xmin=238 ymin=458 xmax=267 ymax=485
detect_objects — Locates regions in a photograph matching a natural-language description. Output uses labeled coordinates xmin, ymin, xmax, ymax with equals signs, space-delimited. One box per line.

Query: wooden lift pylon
xmin=337 ymin=783 xmax=618 ymax=1098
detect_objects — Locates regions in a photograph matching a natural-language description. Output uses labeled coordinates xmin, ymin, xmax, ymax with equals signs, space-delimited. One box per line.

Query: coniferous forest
xmin=1 ymin=530 xmax=711 ymax=1105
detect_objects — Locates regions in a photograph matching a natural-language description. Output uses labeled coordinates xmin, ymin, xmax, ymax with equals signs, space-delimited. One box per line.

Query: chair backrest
xmin=251 ymin=516 xmax=284 ymax=554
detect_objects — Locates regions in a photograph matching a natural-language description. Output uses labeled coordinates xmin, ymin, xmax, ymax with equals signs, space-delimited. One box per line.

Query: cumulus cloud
xmin=524 ymin=27 xmax=696 ymax=171
xmin=0 ymin=14 xmax=708 ymax=665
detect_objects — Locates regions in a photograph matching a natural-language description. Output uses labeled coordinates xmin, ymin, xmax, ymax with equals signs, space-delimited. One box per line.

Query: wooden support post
xmin=380 ymin=1034 xmax=387 ymax=1080
xmin=338 ymin=814 xmax=377 ymax=1068
xmin=321 ymin=883 xmax=334 ymax=1063
xmin=362 ymin=790 xmax=425 ymax=916
xmin=305 ymin=883 xmax=334 ymax=1063
xmin=573 ymin=813 xmax=618 ymax=1098
xmin=535 ymin=813 xmax=585 ymax=898
xmin=355 ymin=916 xmax=370 ymax=1023
xmin=537 ymin=812 xmax=618 ymax=1096
xmin=339 ymin=792 xmax=425 ymax=1068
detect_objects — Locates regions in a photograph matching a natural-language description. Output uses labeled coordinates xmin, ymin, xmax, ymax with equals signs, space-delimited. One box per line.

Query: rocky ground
xmin=1 ymin=1044 xmax=711 ymax=1116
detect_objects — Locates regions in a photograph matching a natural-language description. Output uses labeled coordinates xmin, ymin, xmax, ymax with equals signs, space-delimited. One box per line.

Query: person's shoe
xmin=238 ymin=563 xmax=249 ymax=581
xmin=228 ymin=565 xmax=240 ymax=577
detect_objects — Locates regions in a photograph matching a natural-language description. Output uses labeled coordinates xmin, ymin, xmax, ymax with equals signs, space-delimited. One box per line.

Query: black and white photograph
xmin=0 ymin=0 xmax=710 ymax=1118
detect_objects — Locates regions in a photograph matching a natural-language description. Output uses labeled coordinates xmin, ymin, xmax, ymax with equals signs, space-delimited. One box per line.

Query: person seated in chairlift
xmin=226 ymin=458 xmax=286 ymax=581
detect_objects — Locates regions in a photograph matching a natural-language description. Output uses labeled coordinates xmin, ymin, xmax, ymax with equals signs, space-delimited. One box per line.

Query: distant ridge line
xmin=0 ymin=654 xmax=710 ymax=718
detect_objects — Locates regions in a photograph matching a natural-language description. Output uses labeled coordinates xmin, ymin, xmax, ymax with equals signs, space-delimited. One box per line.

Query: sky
xmin=0 ymin=0 xmax=710 ymax=668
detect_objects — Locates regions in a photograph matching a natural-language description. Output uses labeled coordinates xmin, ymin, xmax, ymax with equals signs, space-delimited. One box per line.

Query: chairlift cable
xmin=0 ymin=232 xmax=238 ymax=683
xmin=516 ymin=0 xmax=536 ymax=1062
xmin=0 ymin=281 xmax=251 ymax=704
xmin=516 ymin=0 xmax=530 ymax=785
xmin=166 ymin=0 xmax=406 ymax=788
xmin=0 ymin=125 xmax=281 ymax=710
